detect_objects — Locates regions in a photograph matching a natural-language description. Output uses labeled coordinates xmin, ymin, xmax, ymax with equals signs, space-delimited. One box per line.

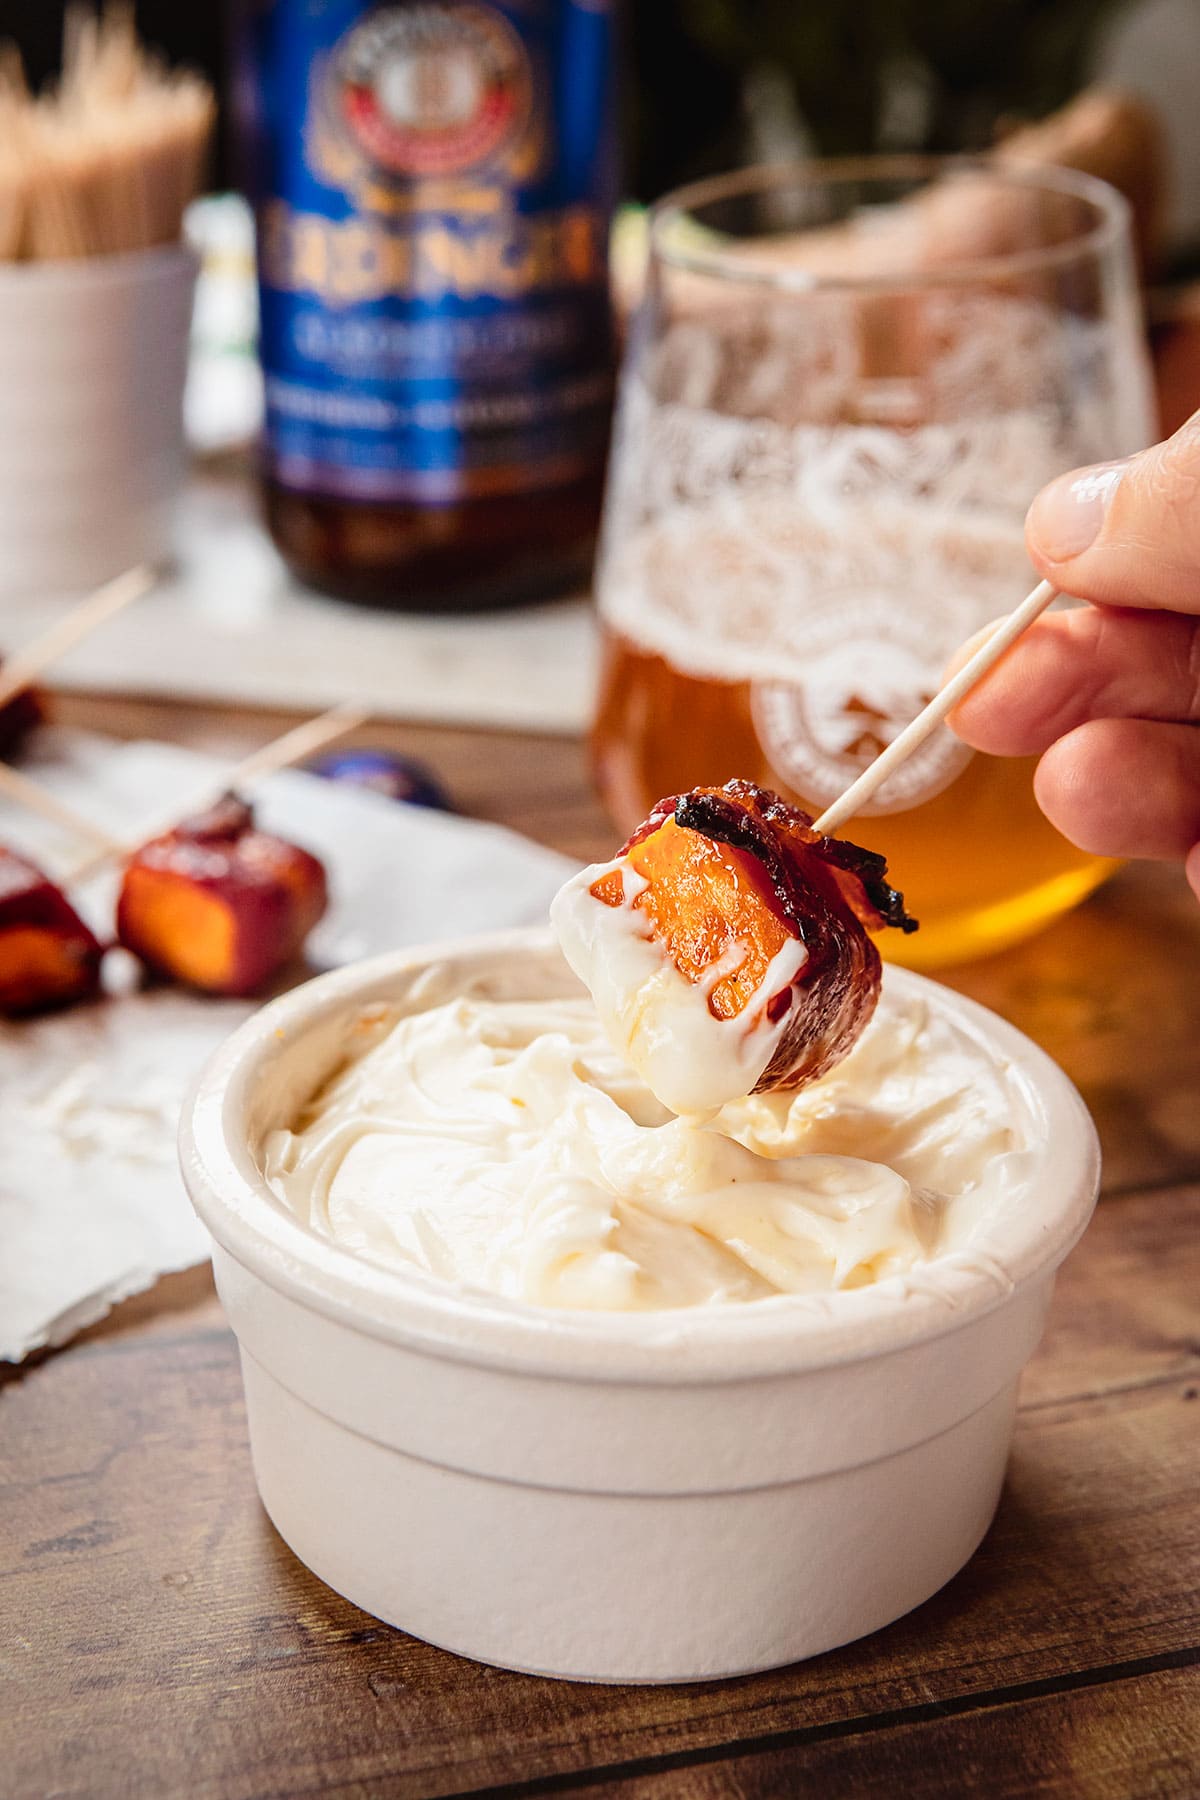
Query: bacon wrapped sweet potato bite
xmin=551 ymin=780 xmax=917 ymax=1116
xmin=116 ymin=795 xmax=327 ymax=997
xmin=0 ymin=847 xmax=103 ymax=1015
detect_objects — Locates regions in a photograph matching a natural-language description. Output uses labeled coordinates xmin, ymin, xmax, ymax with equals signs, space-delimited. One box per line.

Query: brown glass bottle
xmin=264 ymin=461 xmax=607 ymax=610
xmin=241 ymin=0 xmax=616 ymax=610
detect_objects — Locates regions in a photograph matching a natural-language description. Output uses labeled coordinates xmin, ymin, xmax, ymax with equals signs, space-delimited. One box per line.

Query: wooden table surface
xmin=4 ymin=694 xmax=1199 ymax=1800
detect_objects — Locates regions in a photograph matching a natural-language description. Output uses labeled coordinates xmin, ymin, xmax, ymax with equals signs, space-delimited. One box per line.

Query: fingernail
xmin=1027 ymin=459 xmax=1128 ymax=560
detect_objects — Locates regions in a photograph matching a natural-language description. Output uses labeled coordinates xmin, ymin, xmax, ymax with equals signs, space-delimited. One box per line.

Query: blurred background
xmin=8 ymin=0 xmax=1200 ymax=252
xmin=9 ymin=0 xmax=1200 ymax=235
xmin=3 ymin=0 xmax=1200 ymax=966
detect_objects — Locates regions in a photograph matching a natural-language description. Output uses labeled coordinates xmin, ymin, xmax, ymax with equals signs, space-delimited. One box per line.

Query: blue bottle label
xmin=243 ymin=0 xmax=615 ymax=504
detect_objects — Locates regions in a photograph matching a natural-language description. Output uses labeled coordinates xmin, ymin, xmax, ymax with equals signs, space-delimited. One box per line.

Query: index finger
xmin=1025 ymin=416 xmax=1200 ymax=614
xmin=947 ymin=604 xmax=1200 ymax=756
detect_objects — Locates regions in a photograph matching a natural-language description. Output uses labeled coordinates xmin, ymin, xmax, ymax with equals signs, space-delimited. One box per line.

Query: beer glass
xmin=592 ymin=161 xmax=1154 ymax=966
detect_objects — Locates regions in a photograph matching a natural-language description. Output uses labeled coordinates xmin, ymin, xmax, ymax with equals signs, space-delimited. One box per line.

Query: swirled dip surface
xmin=262 ymin=985 xmax=1035 ymax=1311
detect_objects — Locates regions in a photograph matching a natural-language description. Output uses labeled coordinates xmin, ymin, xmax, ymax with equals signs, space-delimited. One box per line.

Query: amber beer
xmin=592 ymin=505 xmax=1116 ymax=969
xmin=239 ymin=0 xmax=615 ymax=607
xmin=590 ymin=161 xmax=1155 ymax=964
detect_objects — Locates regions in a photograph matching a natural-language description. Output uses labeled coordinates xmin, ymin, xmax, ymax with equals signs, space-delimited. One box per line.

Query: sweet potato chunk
xmin=0 ymin=848 xmax=102 ymax=1015
xmin=116 ymin=795 xmax=327 ymax=997
xmin=616 ymin=780 xmax=918 ymax=1094
xmin=602 ymin=818 xmax=791 ymax=1022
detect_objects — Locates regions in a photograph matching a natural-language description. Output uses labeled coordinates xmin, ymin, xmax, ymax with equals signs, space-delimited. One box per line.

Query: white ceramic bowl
xmin=180 ymin=929 xmax=1099 ymax=1684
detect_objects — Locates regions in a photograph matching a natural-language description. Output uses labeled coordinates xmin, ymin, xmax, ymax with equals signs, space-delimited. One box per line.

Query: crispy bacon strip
xmin=614 ymin=779 xmax=917 ymax=1094
xmin=117 ymin=795 xmax=327 ymax=998
xmin=0 ymin=847 xmax=102 ymax=1015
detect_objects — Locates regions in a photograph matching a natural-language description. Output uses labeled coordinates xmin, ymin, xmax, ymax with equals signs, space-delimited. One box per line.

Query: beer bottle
xmin=236 ymin=1 xmax=616 ymax=608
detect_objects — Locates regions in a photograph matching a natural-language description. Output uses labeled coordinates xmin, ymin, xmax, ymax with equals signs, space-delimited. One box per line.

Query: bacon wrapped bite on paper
xmin=117 ymin=796 xmax=327 ymax=998
xmin=0 ymin=847 xmax=103 ymax=1016
xmin=551 ymin=780 xmax=917 ymax=1116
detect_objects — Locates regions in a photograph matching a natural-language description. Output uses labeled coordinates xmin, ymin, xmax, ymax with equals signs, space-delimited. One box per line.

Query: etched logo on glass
xmin=750 ymin=590 xmax=974 ymax=814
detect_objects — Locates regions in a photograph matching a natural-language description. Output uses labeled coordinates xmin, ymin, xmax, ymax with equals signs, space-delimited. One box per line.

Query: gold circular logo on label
xmin=336 ymin=3 xmax=531 ymax=180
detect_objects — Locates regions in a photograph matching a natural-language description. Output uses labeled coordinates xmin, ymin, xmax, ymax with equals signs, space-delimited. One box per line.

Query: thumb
xmin=1025 ymin=412 xmax=1200 ymax=613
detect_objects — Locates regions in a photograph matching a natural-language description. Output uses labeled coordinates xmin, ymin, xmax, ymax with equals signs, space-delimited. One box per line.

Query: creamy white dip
xmin=262 ymin=984 xmax=1034 ymax=1312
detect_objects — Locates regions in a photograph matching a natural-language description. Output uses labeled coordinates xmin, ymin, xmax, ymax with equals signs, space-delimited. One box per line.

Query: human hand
xmin=948 ymin=413 xmax=1200 ymax=902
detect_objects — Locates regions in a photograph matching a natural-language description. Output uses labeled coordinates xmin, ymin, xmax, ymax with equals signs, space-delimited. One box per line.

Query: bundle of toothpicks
xmin=0 ymin=4 xmax=214 ymax=262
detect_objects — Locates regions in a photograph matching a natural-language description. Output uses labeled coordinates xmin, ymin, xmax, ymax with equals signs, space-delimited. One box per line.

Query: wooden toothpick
xmin=63 ymin=701 xmax=370 ymax=883
xmin=0 ymin=758 xmax=123 ymax=854
xmin=198 ymin=702 xmax=370 ymax=798
xmin=812 ymin=580 xmax=1058 ymax=836
xmin=0 ymin=564 xmax=156 ymax=710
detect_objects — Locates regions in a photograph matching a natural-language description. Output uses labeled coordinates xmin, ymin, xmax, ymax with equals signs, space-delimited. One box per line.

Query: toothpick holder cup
xmin=0 ymin=243 xmax=198 ymax=599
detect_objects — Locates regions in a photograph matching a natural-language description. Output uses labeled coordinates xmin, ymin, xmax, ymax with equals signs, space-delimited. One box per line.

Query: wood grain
xmin=4 ymin=696 xmax=1198 ymax=1799
xmin=559 ymin=1666 xmax=1200 ymax=1798
xmin=943 ymin=863 xmax=1200 ymax=1197
xmin=3 ymin=1186 xmax=1197 ymax=1800
xmin=1021 ymin=1183 xmax=1200 ymax=1407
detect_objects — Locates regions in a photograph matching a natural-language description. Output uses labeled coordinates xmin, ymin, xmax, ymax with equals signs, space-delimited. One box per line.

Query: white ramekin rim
xmin=179 ymin=928 xmax=1100 ymax=1383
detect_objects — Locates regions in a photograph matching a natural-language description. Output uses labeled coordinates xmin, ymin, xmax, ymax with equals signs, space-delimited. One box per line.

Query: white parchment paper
xmin=0 ymin=730 xmax=577 ymax=1359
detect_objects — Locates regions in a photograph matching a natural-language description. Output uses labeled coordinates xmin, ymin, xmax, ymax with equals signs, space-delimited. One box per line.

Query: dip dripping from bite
xmin=551 ymin=779 xmax=917 ymax=1116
